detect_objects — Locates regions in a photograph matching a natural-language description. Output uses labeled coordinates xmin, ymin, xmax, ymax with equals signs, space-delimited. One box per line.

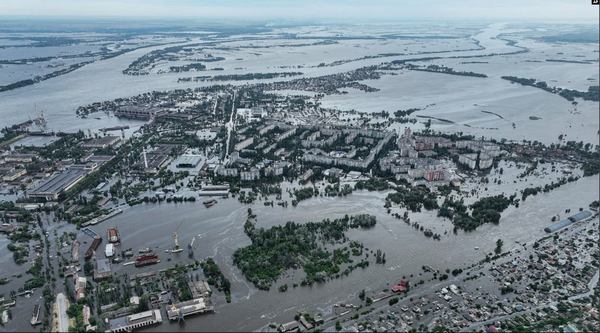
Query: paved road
xmin=55 ymin=293 xmax=69 ymax=333
xmin=224 ymin=91 xmax=236 ymax=159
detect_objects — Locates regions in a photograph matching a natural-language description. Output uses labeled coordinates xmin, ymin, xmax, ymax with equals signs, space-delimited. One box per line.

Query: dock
xmin=82 ymin=209 xmax=123 ymax=227
xmin=82 ymin=227 xmax=99 ymax=239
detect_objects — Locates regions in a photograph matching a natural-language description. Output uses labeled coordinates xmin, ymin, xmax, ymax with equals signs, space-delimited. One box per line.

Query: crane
xmin=166 ymin=220 xmax=184 ymax=254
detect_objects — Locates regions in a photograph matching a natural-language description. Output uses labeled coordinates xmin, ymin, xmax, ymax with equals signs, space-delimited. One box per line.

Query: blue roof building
xmin=544 ymin=210 xmax=593 ymax=233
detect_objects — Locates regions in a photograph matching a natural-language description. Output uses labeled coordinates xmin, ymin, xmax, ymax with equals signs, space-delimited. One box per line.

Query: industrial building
xmin=27 ymin=167 xmax=88 ymax=200
xmin=1 ymin=167 xmax=27 ymax=182
xmin=94 ymin=258 xmax=112 ymax=281
xmin=166 ymin=297 xmax=214 ymax=321
xmin=138 ymin=144 xmax=176 ymax=174
xmin=81 ymin=136 xmax=121 ymax=149
xmin=108 ymin=309 xmax=163 ymax=332
xmin=114 ymin=106 xmax=158 ymax=120
xmin=174 ymin=154 xmax=203 ymax=168
xmin=202 ymin=184 xmax=229 ymax=191
xmin=237 ymin=106 xmax=267 ymax=123
xmin=544 ymin=210 xmax=593 ymax=233
xmin=3 ymin=153 xmax=37 ymax=163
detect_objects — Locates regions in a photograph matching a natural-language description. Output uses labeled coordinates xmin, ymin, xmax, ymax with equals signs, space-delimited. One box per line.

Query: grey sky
xmin=1 ymin=0 xmax=598 ymax=22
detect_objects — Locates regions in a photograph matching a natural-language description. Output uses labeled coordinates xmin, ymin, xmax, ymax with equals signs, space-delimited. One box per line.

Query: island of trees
xmin=405 ymin=64 xmax=488 ymax=78
xmin=233 ymin=211 xmax=378 ymax=290
xmin=502 ymin=76 xmax=599 ymax=102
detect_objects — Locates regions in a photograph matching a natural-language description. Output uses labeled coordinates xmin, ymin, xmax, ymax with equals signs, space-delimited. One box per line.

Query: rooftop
xmin=28 ymin=167 xmax=87 ymax=195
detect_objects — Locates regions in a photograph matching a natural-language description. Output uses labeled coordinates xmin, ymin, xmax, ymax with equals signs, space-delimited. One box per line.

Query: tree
xmin=137 ymin=294 xmax=150 ymax=312
xmin=495 ymin=239 xmax=503 ymax=255
xmin=335 ymin=321 xmax=342 ymax=331
xmin=432 ymin=325 xmax=450 ymax=333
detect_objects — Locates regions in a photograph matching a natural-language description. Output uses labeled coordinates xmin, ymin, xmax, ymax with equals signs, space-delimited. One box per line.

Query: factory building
xmin=175 ymin=154 xmax=203 ymax=168
xmin=166 ymin=298 xmax=214 ymax=321
xmin=27 ymin=167 xmax=88 ymax=200
xmin=108 ymin=309 xmax=163 ymax=332
xmin=544 ymin=210 xmax=593 ymax=233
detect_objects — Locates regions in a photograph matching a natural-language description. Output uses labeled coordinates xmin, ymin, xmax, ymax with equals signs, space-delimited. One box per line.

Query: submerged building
xmin=544 ymin=210 xmax=593 ymax=233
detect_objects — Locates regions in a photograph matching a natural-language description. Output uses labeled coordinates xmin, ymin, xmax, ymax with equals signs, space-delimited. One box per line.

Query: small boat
xmin=30 ymin=303 xmax=41 ymax=326
xmin=474 ymin=246 xmax=480 ymax=250
xmin=188 ymin=237 xmax=195 ymax=258
xmin=107 ymin=227 xmax=120 ymax=244
xmin=203 ymin=199 xmax=217 ymax=208
xmin=1 ymin=299 xmax=16 ymax=307
xmin=138 ymin=247 xmax=151 ymax=254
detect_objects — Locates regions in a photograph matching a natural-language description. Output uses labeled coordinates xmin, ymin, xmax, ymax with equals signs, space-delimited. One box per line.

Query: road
xmin=54 ymin=293 xmax=69 ymax=333
xmin=224 ymin=90 xmax=237 ymax=159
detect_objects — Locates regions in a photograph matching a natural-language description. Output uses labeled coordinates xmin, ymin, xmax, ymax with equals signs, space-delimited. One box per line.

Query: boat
xmin=474 ymin=246 xmax=480 ymax=250
xmin=203 ymin=199 xmax=217 ymax=208
xmin=1 ymin=299 xmax=16 ymax=307
xmin=105 ymin=243 xmax=114 ymax=258
xmin=30 ymin=303 xmax=41 ymax=326
xmin=99 ymin=125 xmax=129 ymax=132
xmin=135 ymin=253 xmax=160 ymax=267
xmin=107 ymin=227 xmax=120 ymax=244
xmin=188 ymin=237 xmax=195 ymax=258
xmin=84 ymin=236 xmax=102 ymax=261
xmin=138 ymin=247 xmax=151 ymax=254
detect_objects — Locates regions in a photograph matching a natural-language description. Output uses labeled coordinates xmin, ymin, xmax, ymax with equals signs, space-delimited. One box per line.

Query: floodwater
xmin=2 ymin=22 xmax=595 ymax=145
xmin=80 ymin=174 xmax=598 ymax=332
